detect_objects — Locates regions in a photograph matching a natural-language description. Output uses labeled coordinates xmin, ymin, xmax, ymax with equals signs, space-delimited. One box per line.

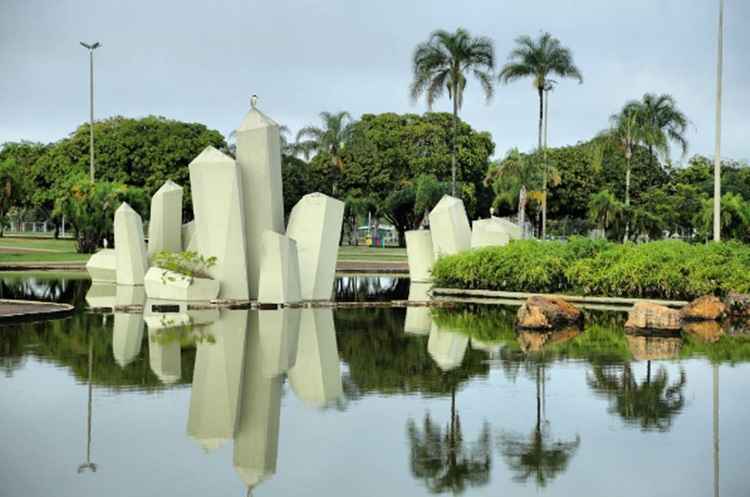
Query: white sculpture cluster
xmin=86 ymin=104 xmax=345 ymax=304
xmin=405 ymin=195 xmax=521 ymax=283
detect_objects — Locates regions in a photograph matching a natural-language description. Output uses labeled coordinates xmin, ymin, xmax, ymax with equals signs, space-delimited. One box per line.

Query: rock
xmin=235 ymin=106 xmax=285 ymax=300
xmin=189 ymin=146 xmax=250 ymax=300
xmin=626 ymin=335 xmax=682 ymax=360
xmin=682 ymin=321 xmax=724 ymax=343
xmin=681 ymin=295 xmax=726 ymax=321
xmin=148 ymin=180 xmax=183 ymax=256
xmin=516 ymin=296 xmax=582 ymax=330
xmin=625 ymin=302 xmax=681 ymax=331
xmin=725 ymin=292 xmax=750 ymax=317
xmin=428 ymin=195 xmax=472 ymax=258
xmin=405 ymin=230 xmax=434 ymax=282
xmin=287 ymin=193 xmax=345 ymax=301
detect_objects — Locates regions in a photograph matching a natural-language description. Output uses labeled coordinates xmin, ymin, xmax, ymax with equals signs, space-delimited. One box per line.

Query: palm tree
xmin=410 ymin=28 xmax=495 ymax=197
xmin=638 ymin=93 xmax=689 ymax=164
xmin=295 ymin=111 xmax=354 ymax=171
xmin=499 ymin=32 xmax=582 ymax=239
xmin=588 ymin=190 xmax=624 ymax=238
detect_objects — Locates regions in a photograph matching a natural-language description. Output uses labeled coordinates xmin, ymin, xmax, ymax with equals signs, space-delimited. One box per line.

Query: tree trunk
xmin=452 ymin=88 xmax=459 ymax=198
xmin=542 ymin=87 xmax=549 ymax=241
xmin=624 ymin=148 xmax=632 ymax=242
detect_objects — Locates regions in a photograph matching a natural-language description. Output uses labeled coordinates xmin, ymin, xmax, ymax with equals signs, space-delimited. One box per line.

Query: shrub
xmin=432 ymin=239 xmax=750 ymax=300
xmin=152 ymin=250 xmax=217 ymax=283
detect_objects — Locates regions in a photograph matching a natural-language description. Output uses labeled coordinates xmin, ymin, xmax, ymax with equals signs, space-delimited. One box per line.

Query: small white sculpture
xmin=405 ymin=230 xmax=434 ymax=282
xmin=287 ymin=193 xmax=345 ymax=301
xmin=181 ymin=221 xmax=198 ymax=252
xmin=257 ymin=231 xmax=301 ymax=304
xmin=235 ymin=105 xmax=285 ymax=299
xmin=86 ymin=248 xmax=117 ymax=283
xmin=189 ymin=146 xmax=251 ymax=300
xmin=114 ymin=202 xmax=149 ymax=285
xmin=428 ymin=195 xmax=471 ymax=259
xmin=471 ymin=218 xmax=511 ymax=248
xmin=474 ymin=217 xmax=522 ymax=242
xmin=148 ymin=180 xmax=183 ymax=256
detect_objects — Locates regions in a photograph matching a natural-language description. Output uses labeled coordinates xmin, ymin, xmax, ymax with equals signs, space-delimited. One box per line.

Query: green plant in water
xmin=151 ymin=250 xmax=217 ymax=285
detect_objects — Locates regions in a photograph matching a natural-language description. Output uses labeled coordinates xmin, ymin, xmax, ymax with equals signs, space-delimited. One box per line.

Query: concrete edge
xmin=0 ymin=299 xmax=76 ymax=323
xmin=431 ymin=288 xmax=689 ymax=308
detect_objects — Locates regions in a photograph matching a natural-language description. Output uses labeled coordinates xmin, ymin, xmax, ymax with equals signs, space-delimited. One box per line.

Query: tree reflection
xmin=587 ymin=362 xmax=687 ymax=431
xmin=407 ymin=409 xmax=492 ymax=495
xmin=497 ymin=363 xmax=580 ymax=488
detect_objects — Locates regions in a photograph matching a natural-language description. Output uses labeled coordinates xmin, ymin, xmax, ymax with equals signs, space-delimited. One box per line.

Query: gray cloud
xmin=1 ymin=0 xmax=748 ymax=162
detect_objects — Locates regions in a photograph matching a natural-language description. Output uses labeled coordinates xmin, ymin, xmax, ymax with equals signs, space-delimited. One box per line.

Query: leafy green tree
xmin=638 ymin=93 xmax=689 ymax=164
xmin=295 ymin=111 xmax=354 ymax=172
xmin=696 ymin=193 xmax=750 ymax=242
xmin=415 ymin=174 xmax=449 ymax=225
xmin=0 ymin=159 xmax=32 ymax=235
xmin=410 ymin=27 xmax=495 ymax=196
xmin=281 ymin=154 xmax=312 ymax=218
xmin=54 ymin=177 xmax=148 ymax=253
xmin=499 ymin=32 xmax=583 ymax=237
xmin=605 ymin=104 xmax=650 ymax=210
xmin=588 ymin=190 xmax=624 ymax=237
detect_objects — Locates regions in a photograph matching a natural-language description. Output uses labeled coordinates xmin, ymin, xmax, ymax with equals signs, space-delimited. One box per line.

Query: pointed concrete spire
xmin=114 ymin=202 xmax=149 ymax=285
xmin=148 ymin=180 xmax=183 ymax=256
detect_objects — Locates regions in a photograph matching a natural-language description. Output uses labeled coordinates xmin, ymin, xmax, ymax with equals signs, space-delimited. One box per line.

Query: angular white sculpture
xmin=112 ymin=286 xmax=146 ymax=368
xmin=428 ymin=195 xmax=471 ymax=259
xmin=257 ymin=231 xmax=301 ymax=304
xmin=235 ymin=106 xmax=285 ymax=299
xmin=488 ymin=217 xmax=523 ymax=240
xmin=147 ymin=327 xmax=181 ymax=384
xmin=471 ymin=219 xmax=511 ymax=249
xmin=86 ymin=249 xmax=117 ymax=283
xmin=427 ymin=322 xmax=469 ymax=372
xmin=288 ymin=309 xmax=342 ymax=406
xmin=85 ymin=282 xmax=116 ymax=309
xmin=188 ymin=309 xmax=248 ymax=452
xmin=148 ymin=180 xmax=183 ymax=256
xmin=143 ymin=267 xmax=220 ymax=302
xmin=181 ymin=221 xmax=198 ymax=252
xmin=234 ymin=315 xmax=282 ymax=491
xmin=405 ymin=230 xmax=434 ymax=282
xmin=287 ymin=193 xmax=345 ymax=301
xmin=258 ymin=308 xmax=301 ymax=378
xmin=404 ymin=282 xmax=432 ymax=336
xmin=114 ymin=202 xmax=149 ymax=285
xmin=189 ymin=146 xmax=250 ymax=300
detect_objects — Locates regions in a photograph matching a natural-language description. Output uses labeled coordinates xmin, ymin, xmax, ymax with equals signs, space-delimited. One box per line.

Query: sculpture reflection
xmin=112 ymin=286 xmax=146 ymax=368
xmin=404 ymin=282 xmax=432 ymax=336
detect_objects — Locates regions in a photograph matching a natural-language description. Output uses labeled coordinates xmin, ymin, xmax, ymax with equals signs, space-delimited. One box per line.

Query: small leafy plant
xmin=152 ymin=250 xmax=217 ymax=285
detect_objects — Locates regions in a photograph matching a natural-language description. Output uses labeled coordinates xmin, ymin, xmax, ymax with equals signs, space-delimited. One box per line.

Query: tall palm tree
xmin=499 ymin=32 xmax=582 ymax=239
xmin=588 ymin=190 xmax=624 ymax=238
xmin=638 ymin=93 xmax=689 ymax=164
xmin=410 ymin=28 xmax=495 ymax=197
xmin=295 ymin=111 xmax=354 ymax=171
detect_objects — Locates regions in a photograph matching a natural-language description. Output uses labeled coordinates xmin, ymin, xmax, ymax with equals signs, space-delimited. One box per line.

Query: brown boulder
xmin=625 ymin=302 xmax=681 ymax=331
xmin=681 ymin=295 xmax=726 ymax=321
xmin=682 ymin=321 xmax=724 ymax=343
xmin=516 ymin=296 xmax=582 ymax=330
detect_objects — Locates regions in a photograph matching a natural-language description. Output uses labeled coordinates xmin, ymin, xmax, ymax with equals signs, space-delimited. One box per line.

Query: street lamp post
xmin=713 ymin=0 xmax=724 ymax=242
xmin=80 ymin=41 xmax=101 ymax=183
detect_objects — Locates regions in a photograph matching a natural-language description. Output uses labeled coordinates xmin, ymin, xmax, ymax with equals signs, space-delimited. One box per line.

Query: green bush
xmin=432 ymin=239 xmax=750 ymax=300
xmin=152 ymin=250 xmax=217 ymax=282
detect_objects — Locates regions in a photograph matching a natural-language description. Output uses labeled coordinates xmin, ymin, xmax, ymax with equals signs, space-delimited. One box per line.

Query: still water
xmin=1 ymin=275 xmax=749 ymax=497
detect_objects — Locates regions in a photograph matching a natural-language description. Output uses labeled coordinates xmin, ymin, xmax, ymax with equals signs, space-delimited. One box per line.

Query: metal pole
xmin=713 ymin=364 xmax=720 ymax=497
xmin=89 ymin=49 xmax=95 ymax=182
xmin=713 ymin=0 xmax=724 ymax=242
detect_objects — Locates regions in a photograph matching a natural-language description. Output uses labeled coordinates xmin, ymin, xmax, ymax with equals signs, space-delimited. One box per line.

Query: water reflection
xmin=112 ymin=286 xmax=146 ymax=368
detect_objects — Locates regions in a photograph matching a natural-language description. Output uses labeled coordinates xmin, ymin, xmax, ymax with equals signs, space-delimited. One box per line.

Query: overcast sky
xmin=1 ymin=0 xmax=748 ymax=162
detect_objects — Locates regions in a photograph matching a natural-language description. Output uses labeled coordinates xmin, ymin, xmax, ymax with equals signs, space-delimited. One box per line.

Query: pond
xmin=1 ymin=274 xmax=749 ymax=497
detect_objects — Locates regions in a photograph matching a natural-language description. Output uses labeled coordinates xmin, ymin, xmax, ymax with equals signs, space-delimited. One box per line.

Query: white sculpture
xmin=234 ymin=315 xmax=282 ymax=491
xmin=181 ymin=221 xmax=198 ymax=252
xmin=287 ymin=193 xmax=345 ymax=301
xmin=427 ymin=322 xmax=469 ymax=371
xmin=257 ymin=231 xmax=301 ymax=304
xmin=147 ymin=327 xmax=181 ymax=384
xmin=143 ymin=267 xmax=220 ymax=302
xmin=258 ymin=308 xmax=301 ymax=377
xmin=189 ymin=146 xmax=251 ymax=300
xmin=235 ymin=106 xmax=285 ymax=299
xmin=86 ymin=249 xmax=117 ymax=283
xmin=428 ymin=195 xmax=471 ymax=259
xmin=287 ymin=309 xmax=342 ymax=406
xmin=405 ymin=230 xmax=434 ymax=282
xmin=85 ymin=282 xmax=116 ymax=309
xmin=404 ymin=282 xmax=432 ymax=336
xmin=188 ymin=309 xmax=248 ymax=452
xmin=112 ymin=286 xmax=146 ymax=367
xmin=471 ymin=218 xmax=511 ymax=248
xmin=114 ymin=202 xmax=149 ymax=285
xmin=148 ymin=180 xmax=183 ymax=256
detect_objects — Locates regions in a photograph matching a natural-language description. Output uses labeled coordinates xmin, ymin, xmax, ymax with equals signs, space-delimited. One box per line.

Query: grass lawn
xmin=338 ymin=246 xmax=407 ymax=262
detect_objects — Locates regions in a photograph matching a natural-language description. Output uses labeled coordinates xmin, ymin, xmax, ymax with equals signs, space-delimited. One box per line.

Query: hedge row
xmin=430 ymin=239 xmax=750 ymax=300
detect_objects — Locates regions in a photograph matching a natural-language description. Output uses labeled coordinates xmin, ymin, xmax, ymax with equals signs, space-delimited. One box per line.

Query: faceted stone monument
xmin=428 ymin=195 xmax=471 ymax=259
xmin=148 ymin=180 xmax=183 ymax=256
xmin=287 ymin=309 xmax=342 ymax=406
xmin=181 ymin=221 xmax=198 ymax=252
xmin=86 ymin=249 xmax=117 ymax=283
xmin=235 ymin=106 xmax=285 ymax=299
xmin=257 ymin=231 xmax=301 ymax=304
xmin=287 ymin=193 xmax=344 ymax=301
xmin=114 ymin=203 xmax=149 ymax=285
xmin=471 ymin=218 xmax=511 ymax=248
xmin=189 ymin=146 xmax=250 ymax=300
xmin=405 ymin=230 xmax=434 ymax=282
